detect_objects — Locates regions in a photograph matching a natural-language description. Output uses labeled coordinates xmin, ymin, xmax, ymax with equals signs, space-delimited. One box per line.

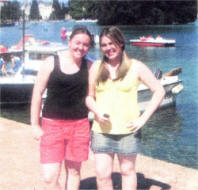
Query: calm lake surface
xmin=0 ymin=19 xmax=197 ymax=169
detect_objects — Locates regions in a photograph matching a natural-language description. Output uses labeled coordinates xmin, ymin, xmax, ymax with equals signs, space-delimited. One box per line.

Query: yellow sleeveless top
xmin=92 ymin=60 xmax=140 ymax=134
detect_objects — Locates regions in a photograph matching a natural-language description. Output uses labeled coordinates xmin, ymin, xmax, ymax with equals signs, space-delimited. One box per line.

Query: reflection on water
xmin=141 ymin=107 xmax=198 ymax=169
xmin=145 ymin=107 xmax=183 ymax=134
xmin=0 ymin=104 xmax=30 ymax=124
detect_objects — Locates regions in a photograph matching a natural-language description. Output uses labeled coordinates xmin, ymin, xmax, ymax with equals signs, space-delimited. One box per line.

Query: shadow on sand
xmin=80 ymin=172 xmax=171 ymax=190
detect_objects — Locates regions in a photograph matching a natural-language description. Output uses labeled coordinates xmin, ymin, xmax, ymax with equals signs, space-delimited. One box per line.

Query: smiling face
xmin=68 ymin=33 xmax=91 ymax=60
xmin=100 ymin=35 xmax=122 ymax=63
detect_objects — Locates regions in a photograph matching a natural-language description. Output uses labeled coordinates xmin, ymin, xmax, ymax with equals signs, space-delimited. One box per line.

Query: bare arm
xmin=2 ymin=63 xmax=7 ymax=74
xmin=30 ymin=56 xmax=54 ymax=139
xmin=139 ymin=62 xmax=165 ymax=120
xmin=86 ymin=61 xmax=110 ymax=124
xmin=11 ymin=57 xmax=15 ymax=68
xmin=127 ymin=60 xmax=165 ymax=132
xmin=86 ymin=61 xmax=99 ymax=115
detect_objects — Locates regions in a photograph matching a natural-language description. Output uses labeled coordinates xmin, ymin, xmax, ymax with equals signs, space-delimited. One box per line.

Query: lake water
xmin=0 ymin=20 xmax=197 ymax=169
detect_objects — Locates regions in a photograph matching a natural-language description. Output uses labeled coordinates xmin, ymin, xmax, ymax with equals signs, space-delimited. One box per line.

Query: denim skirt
xmin=91 ymin=131 xmax=141 ymax=155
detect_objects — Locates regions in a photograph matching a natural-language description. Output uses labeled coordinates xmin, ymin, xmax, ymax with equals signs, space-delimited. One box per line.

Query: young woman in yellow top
xmin=86 ymin=26 xmax=165 ymax=190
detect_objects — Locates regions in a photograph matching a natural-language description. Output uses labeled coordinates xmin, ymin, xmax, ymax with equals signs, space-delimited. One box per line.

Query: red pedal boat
xmin=130 ymin=36 xmax=176 ymax=47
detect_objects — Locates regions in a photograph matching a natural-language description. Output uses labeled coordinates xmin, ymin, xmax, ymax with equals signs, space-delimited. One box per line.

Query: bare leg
xmin=64 ymin=160 xmax=81 ymax=190
xmin=94 ymin=152 xmax=114 ymax=190
xmin=42 ymin=163 xmax=62 ymax=190
xmin=118 ymin=154 xmax=137 ymax=190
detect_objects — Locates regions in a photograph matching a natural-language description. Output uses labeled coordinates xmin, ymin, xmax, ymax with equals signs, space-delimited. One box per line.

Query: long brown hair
xmin=97 ymin=26 xmax=131 ymax=83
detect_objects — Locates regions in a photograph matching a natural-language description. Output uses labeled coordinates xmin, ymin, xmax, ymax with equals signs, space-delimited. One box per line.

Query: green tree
xmin=60 ymin=3 xmax=69 ymax=19
xmin=49 ymin=0 xmax=69 ymax=20
xmin=68 ymin=1 xmax=84 ymax=19
xmin=172 ymin=1 xmax=197 ymax=24
xmin=0 ymin=1 xmax=21 ymax=21
xmin=29 ymin=0 xmax=41 ymax=20
xmin=50 ymin=0 xmax=61 ymax=20
xmin=68 ymin=0 xmax=97 ymax=20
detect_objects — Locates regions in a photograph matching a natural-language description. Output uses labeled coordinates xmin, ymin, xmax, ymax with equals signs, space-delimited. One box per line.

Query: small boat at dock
xmin=138 ymin=74 xmax=183 ymax=112
xmin=0 ymin=37 xmax=67 ymax=105
xmin=0 ymin=20 xmax=15 ymax=27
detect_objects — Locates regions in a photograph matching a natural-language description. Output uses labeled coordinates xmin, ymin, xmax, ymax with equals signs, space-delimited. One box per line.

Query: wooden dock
xmin=0 ymin=117 xmax=197 ymax=190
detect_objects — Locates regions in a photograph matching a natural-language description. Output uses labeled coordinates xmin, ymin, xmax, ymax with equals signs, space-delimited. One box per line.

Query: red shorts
xmin=40 ymin=117 xmax=90 ymax=164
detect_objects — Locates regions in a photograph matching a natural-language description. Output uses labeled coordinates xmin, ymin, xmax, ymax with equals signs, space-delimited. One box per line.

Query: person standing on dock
xmin=31 ymin=26 xmax=93 ymax=190
xmin=11 ymin=54 xmax=22 ymax=73
xmin=86 ymin=26 xmax=165 ymax=190
xmin=61 ymin=27 xmax=67 ymax=40
xmin=0 ymin=56 xmax=7 ymax=75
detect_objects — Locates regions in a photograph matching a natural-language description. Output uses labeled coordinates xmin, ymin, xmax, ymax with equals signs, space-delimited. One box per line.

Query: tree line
xmin=0 ymin=0 xmax=197 ymax=25
xmin=69 ymin=0 xmax=197 ymax=25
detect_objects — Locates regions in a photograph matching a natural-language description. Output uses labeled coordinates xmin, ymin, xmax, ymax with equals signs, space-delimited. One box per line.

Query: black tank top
xmin=42 ymin=54 xmax=88 ymax=119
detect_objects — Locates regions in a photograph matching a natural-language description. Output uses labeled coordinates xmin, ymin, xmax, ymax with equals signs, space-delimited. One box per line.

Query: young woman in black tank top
xmin=31 ymin=26 xmax=93 ymax=190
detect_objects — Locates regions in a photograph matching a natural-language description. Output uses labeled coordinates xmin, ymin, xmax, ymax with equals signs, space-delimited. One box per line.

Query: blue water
xmin=0 ymin=20 xmax=197 ymax=169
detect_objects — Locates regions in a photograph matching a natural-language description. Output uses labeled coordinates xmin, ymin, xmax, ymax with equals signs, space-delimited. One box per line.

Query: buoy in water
xmin=61 ymin=27 xmax=67 ymax=40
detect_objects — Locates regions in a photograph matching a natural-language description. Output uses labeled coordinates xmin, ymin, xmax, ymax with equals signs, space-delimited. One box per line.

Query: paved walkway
xmin=0 ymin=117 xmax=197 ymax=190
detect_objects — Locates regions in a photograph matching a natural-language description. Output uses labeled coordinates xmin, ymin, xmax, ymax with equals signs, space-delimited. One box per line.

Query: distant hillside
xmin=69 ymin=0 xmax=198 ymax=25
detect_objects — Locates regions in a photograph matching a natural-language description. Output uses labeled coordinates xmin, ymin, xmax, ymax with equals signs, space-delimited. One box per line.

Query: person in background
xmin=31 ymin=26 xmax=93 ymax=190
xmin=11 ymin=53 xmax=22 ymax=73
xmin=86 ymin=26 xmax=165 ymax=190
xmin=0 ymin=56 xmax=7 ymax=75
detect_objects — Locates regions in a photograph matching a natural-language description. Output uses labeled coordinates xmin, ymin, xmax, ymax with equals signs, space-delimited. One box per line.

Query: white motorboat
xmin=138 ymin=75 xmax=183 ymax=112
xmin=75 ymin=19 xmax=98 ymax=23
xmin=0 ymin=73 xmax=34 ymax=105
xmin=0 ymin=35 xmax=97 ymax=105
xmin=0 ymin=38 xmax=67 ymax=105
xmin=23 ymin=41 xmax=67 ymax=72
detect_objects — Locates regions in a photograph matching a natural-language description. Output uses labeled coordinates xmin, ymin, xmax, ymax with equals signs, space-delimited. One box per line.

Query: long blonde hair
xmin=97 ymin=26 xmax=131 ymax=83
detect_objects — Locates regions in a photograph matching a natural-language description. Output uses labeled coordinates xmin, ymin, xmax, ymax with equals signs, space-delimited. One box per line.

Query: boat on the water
xmin=130 ymin=36 xmax=176 ymax=47
xmin=0 ymin=46 xmax=33 ymax=105
xmin=138 ymin=74 xmax=183 ymax=112
xmin=0 ymin=20 xmax=15 ymax=27
xmin=75 ymin=19 xmax=98 ymax=23
xmin=0 ymin=72 xmax=34 ymax=105
xmin=0 ymin=35 xmax=97 ymax=105
xmin=0 ymin=36 xmax=67 ymax=105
